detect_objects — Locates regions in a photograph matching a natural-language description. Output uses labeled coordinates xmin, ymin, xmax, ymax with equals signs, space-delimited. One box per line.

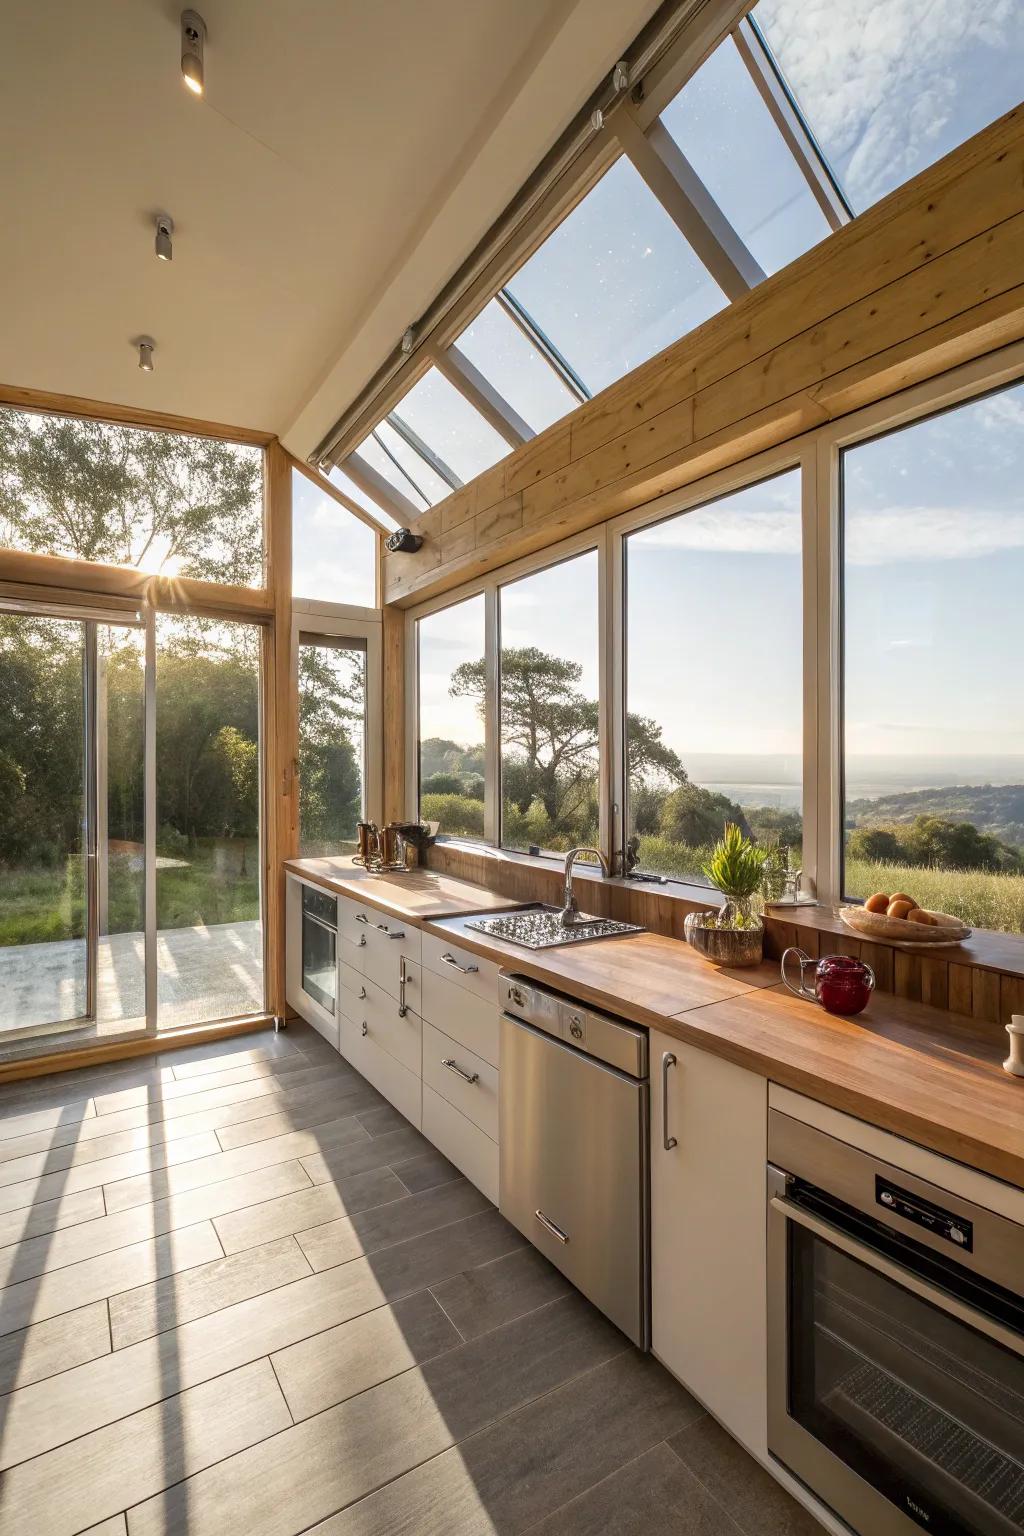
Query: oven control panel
xmin=875 ymin=1176 xmax=974 ymax=1252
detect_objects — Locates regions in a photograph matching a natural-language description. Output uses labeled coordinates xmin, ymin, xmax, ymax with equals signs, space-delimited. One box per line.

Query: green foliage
xmin=421 ymin=772 xmax=467 ymax=797
xmin=702 ymin=823 xmax=768 ymax=906
xmin=658 ymin=781 xmax=747 ymax=848
xmin=846 ymin=815 xmax=1020 ymax=873
xmin=420 ymin=738 xmax=484 ymax=781
xmin=419 ymin=793 xmax=485 ymax=839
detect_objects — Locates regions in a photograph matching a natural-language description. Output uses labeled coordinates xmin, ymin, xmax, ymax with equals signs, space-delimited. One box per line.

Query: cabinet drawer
xmin=421 ymin=930 xmax=500 ymax=1006
xmin=422 ymin=1021 xmax=498 ymax=1141
xmin=364 ymin=930 xmax=421 ymax=1004
xmin=338 ymin=962 xmax=421 ymax=1076
xmin=422 ymin=1084 xmax=497 ymax=1203
xmin=340 ymin=1014 xmax=421 ymax=1128
xmin=337 ymin=894 xmax=376 ymax=949
xmin=421 ymin=967 xmax=499 ymax=1068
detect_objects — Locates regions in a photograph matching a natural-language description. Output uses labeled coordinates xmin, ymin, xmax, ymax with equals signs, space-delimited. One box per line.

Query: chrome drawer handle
xmin=361 ymin=1021 xmax=368 ymax=1037
xmin=355 ymin=913 xmax=369 ymax=924
xmin=441 ymin=1057 xmax=479 ymax=1085
xmin=534 ymin=1209 xmax=569 ymax=1245
xmin=661 ymin=1051 xmax=678 ymax=1151
xmin=398 ymin=956 xmax=408 ymax=1017
xmin=358 ymin=986 xmax=367 ymax=1000
xmin=376 ymin=921 xmax=406 ymax=939
xmin=441 ymin=951 xmax=479 ymax=975
xmin=357 ymin=935 xmax=366 ymax=948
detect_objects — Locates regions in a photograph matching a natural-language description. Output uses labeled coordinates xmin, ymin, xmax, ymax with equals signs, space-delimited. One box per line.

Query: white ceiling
xmin=0 ymin=0 xmax=660 ymax=457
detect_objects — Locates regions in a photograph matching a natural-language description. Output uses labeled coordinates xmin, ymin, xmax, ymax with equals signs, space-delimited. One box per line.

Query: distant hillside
xmin=848 ymin=783 xmax=1024 ymax=850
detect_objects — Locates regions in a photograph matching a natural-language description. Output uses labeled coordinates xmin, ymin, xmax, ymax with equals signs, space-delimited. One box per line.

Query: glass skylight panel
xmin=660 ymin=34 xmax=831 ymax=277
xmin=327 ymin=465 xmax=400 ymax=531
xmin=396 ymin=368 xmax=510 ymax=485
xmin=505 ymin=157 xmax=727 ymax=396
xmin=352 ymin=432 xmax=431 ymax=514
xmin=375 ymin=420 xmax=453 ymax=506
xmin=753 ymin=0 xmax=1024 ymax=212
xmin=455 ymin=299 xmax=578 ymax=434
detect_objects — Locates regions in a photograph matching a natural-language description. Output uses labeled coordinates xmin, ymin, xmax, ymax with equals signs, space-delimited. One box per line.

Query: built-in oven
xmin=300 ymin=884 xmax=337 ymax=1016
xmin=768 ymin=1110 xmax=1024 ymax=1535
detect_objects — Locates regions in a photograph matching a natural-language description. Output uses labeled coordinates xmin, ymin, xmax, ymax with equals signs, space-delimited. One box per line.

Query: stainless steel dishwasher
xmin=498 ymin=972 xmax=650 ymax=1349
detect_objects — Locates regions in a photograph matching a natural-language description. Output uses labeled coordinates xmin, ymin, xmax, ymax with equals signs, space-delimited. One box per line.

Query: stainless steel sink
xmin=464 ymin=903 xmax=643 ymax=951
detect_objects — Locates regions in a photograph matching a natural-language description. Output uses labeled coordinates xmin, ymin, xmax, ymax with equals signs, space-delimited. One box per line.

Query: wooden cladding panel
xmin=384 ymin=108 xmax=1024 ymax=606
xmin=382 ymin=606 xmax=405 ymax=822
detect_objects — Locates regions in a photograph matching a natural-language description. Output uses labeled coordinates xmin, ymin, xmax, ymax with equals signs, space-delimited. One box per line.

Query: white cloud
xmin=636 ymin=507 xmax=800 ymax=555
xmin=846 ymin=506 xmax=1024 ymax=564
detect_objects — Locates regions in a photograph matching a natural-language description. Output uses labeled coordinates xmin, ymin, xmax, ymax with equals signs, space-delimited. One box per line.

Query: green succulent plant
xmin=702 ymin=823 xmax=767 ymax=927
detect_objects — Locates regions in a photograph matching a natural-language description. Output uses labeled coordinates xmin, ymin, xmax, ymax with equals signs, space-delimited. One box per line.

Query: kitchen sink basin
xmin=464 ymin=903 xmax=644 ymax=951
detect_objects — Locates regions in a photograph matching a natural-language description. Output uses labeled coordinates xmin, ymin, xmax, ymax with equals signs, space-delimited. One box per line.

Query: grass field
xmin=0 ymin=839 xmax=259 ymax=947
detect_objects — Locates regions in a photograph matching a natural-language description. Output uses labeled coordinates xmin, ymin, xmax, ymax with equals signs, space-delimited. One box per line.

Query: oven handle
xmin=303 ymin=912 xmax=337 ymax=938
xmin=771 ymin=1195 xmax=1024 ymax=1359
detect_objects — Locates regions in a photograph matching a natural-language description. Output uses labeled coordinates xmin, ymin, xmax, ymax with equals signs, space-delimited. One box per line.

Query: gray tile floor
xmin=0 ymin=1021 xmax=823 ymax=1535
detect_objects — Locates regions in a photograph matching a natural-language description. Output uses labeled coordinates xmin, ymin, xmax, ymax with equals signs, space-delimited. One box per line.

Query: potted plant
xmin=683 ymin=823 xmax=767 ymax=968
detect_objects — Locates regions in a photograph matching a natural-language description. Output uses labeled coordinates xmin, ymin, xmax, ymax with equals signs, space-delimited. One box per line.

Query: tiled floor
xmin=0 ymin=1022 xmax=823 ymax=1536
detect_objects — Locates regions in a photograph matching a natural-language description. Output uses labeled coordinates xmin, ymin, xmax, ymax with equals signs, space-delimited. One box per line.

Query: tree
xmin=659 ymin=782 xmax=748 ymax=849
xmin=450 ymin=647 xmax=686 ymax=834
xmin=297 ymin=644 xmax=364 ymax=848
xmin=845 ymin=825 xmax=905 ymax=862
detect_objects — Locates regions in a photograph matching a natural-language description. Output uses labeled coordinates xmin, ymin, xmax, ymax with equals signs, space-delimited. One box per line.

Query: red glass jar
xmin=781 ymin=949 xmax=875 ymax=1016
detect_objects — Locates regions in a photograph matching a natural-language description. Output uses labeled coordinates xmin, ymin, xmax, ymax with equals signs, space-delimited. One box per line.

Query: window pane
xmin=396 ymin=368 xmax=510 ymax=485
xmin=352 ymin=433 xmax=431 ymax=514
xmin=299 ymin=639 xmax=366 ymax=856
xmin=500 ymin=551 xmax=599 ymax=854
xmin=376 ymin=420 xmax=454 ymax=506
xmin=327 ymin=465 xmax=400 ymax=532
xmin=455 ymin=299 xmax=578 ymax=434
xmin=842 ymin=383 xmax=1024 ymax=933
xmin=418 ymin=595 xmax=486 ymax=840
xmin=506 ymin=157 xmax=726 ymax=396
xmin=660 ymin=34 xmax=830 ymax=276
xmin=292 ymin=470 xmax=377 ymax=606
xmin=754 ymin=0 xmax=1024 ymax=212
xmin=0 ymin=615 xmax=87 ymax=1034
xmin=626 ymin=472 xmax=803 ymax=884
xmin=155 ymin=615 xmax=263 ymax=1026
xmin=0 ymin=405 xmax=264 ymax=585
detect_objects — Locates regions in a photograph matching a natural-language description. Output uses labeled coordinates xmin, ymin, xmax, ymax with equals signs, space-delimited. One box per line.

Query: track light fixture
xmin=154 ymin=213 xmax=174 ymax=262
xmin=180 ymin=10 xmax=206 ymax=96
xmin=137 ymin=337 xmax=156 ymax=372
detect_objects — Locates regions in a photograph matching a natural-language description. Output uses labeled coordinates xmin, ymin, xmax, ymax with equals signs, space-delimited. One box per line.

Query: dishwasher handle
xmin=661 ymin=1051 xmax=678 ymax=1150
xmin=534 ymin=1209 xmax=569 ymax=1245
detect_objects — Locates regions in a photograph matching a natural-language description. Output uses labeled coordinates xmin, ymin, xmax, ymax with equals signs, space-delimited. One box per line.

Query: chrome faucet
xmin=559 ymin=846 xmax=610 ymax=926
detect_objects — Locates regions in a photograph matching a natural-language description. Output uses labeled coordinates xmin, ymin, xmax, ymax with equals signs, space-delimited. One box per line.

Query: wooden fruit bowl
xmin=839 ymin=905 xmax=971 ymax=945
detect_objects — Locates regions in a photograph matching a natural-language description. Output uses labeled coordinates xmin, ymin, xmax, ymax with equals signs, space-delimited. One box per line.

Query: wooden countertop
xmin=286 ymin=861 xmax=1024 ymax=1188
xmin=426 ymin=917 xmax=1024 ymax=1192
xmin=284 ymin=856 xmax=522 ymax=922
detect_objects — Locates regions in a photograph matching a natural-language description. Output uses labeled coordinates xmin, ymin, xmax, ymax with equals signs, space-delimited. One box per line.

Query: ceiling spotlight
xmin=137 ymin=337 xmax=156 ymax=372
xmin=154 ymin=213 xmax=174 ymax=262
xmin=180 ymin=9 xmax=206 ymax=96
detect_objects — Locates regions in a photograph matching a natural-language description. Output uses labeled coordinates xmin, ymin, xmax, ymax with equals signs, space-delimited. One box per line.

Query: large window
xmin=625 ymin=472 xmax=803 ymax=884
xmin=298 ymin=637 xmax=367 ymax=857
xmin=292 ymin=468 xmax=377 ymax=607
xmin=326 ymin=0 xmax=1023 ymax=514
xmin=755 ymin=0 xmax=1024 ymax=213
xmin=0 ymin=406 xmax=264 ymax=584
xmin=842 ymin=381 xmax=1024 ymax=933
xmin=155 ymin=615 xmax=264 ymax=1027
xmin=499 ymin=551 xmax=600 ymax=853
xmin=417 ymin=595 xmax=487 ymax=839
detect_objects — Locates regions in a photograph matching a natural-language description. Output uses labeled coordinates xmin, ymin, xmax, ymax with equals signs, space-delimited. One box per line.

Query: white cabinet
xmin=650 ymin=1029 xmax=768 ymax=1457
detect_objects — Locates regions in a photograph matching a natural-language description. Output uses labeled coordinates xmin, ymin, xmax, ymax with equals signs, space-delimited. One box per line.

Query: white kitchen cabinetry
xmin=336 ymin=893 xmax=423 ymax=1127
xmin=650 ymin=1029 xmax=769 ymax=1457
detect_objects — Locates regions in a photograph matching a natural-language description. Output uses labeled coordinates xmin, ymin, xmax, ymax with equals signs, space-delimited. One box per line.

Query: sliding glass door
xmin=0 ymin=600 xmax=267 ymax=1054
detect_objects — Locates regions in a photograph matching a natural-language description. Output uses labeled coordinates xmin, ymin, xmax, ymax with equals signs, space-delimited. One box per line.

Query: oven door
xmin=301 ymin=897 xmax=337 ymax=1017
xmin=768 ymin=1168 xmax=1024 ymax=1536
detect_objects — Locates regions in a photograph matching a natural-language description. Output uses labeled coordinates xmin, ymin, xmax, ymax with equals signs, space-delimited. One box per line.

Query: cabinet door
xmin=650 ymin=1030 xmax=768 ymax=1456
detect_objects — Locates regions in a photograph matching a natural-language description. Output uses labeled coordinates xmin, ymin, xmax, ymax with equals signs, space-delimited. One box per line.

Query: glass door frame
xmin=0 ymin=591 xmax=157 ymax=1046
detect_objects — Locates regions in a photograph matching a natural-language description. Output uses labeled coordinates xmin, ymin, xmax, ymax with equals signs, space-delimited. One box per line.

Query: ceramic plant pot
xmin=683 ymin=908 xmax=764 ymax=968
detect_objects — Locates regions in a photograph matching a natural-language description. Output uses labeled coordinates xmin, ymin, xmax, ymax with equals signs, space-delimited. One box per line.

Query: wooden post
xmin=382 ymin=605 xmax=406 ymax=822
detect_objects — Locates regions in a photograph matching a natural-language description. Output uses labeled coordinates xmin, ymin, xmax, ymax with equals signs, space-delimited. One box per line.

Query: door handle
xmin=441 ymin=951 xmax=479 ymax=975
xmin=661 ymin=1051 xmax=678 ymax=1150
xmin=441 ymin=1057 xmax=479 ymax=1085
xmin=398 ymin=956 xmax=408 ymax=1017
xmin=534 ymin=1209 xmax=569 ymax=1245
